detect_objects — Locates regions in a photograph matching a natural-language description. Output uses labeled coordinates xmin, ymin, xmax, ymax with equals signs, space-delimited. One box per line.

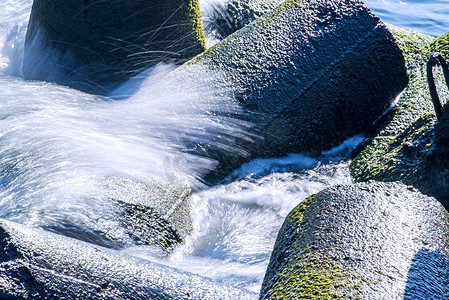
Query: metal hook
xmin=427 ymin=52 xmax=449 ymax=120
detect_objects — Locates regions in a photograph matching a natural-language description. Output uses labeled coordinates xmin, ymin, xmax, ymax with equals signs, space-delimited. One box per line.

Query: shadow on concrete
xmin=404 ymin=248 xmax=449 ymax=299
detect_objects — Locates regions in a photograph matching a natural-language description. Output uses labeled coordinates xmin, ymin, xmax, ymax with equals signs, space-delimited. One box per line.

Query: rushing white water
xmin=0 ymin=0 xmax=446 ymax=294
xmin=198 ymin=0 xmax=227 ymax=47
xmin=125 ymin=145 xmax=358 ymax=291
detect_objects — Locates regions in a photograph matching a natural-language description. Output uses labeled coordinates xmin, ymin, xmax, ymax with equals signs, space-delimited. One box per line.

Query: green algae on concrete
xmin=431 ymin=31 xmax=449 ymax=57
xmin=105 ymin=177 xmax=193 ymax=253
xmin=48 ymin=177 xmax=194 ymax=253
xmin=350 ymin=26 xmax=449 ymax=208
xmin=263 ymin=194 xmax=361 ymax=299
xmin=23 ymin=0 xmax=207 ymax=94
xmin=187 ymin=0 xmax=208 ymax=50
xmin=264 ymin=253 xmax=359 ymax=299
xmin=260 ymin=181 xmax=449 ymax=299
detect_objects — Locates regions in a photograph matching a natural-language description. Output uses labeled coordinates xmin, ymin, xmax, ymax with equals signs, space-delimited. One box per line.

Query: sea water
xmin=0 ymin=0 xmax=447 ymax=293
xmin=364 ymin=0 xmax=449 ymax=37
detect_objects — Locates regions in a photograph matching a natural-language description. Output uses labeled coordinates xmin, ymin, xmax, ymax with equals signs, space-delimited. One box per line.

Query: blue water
xmin=0 ymin=0 xmax=447 ymax=295
xmin=363 ymin=0 xmax=449 ymax=37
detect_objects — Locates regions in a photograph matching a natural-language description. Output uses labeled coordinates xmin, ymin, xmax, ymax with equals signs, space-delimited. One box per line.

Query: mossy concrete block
xmin=431 ymin=31 xmax=449 ymax=58
xmin=104 ymin=177 xmax=193 ymax=253
xmin=23 ymin=0 xmax=206 ymax=94
xmin=260 ymin=181 xmax=449 ymax=299
xmin=42 ymin=177 xmax=194 ymax=254
xmin=0 ymin=219 xmax=258 ymax=299
xmin=204 ymin=0 xmax=284 ymax=39
xmin=350 ymin=27 xmax=449 ymax=208
xmin=177 ymin=0 xmax=407 ymax=180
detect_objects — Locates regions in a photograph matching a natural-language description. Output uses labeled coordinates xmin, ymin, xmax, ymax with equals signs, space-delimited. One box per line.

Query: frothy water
xmin=0 ymin=61 xmax=256 ymax=247
xmin=125 ymin=157 xmax=355 ymax=292
xmin=0 ymin=0 xmax=446 ymax=294
xmin=198 ymin=0 xmax=227 ymax=47
xmin=0 ymin=0 xmax=30 ymax=76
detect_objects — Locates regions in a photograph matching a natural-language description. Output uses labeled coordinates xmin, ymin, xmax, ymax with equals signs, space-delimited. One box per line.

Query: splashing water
xmin=0 ymin=0 xmax=254 ymax=249
xmin=0 ymin=0 xmax=446 ymax=294
xmin=198 ymin=0 xmax=228 ymax=47
xmin=0 ymin=0 xmax=30 ymax=75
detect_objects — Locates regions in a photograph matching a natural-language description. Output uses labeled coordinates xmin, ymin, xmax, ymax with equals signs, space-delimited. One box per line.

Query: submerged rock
xmin=176 ymin=0 xmax=408 ymax=181
xmin=105 ymin=177 xmax=193 ymax=253
xmin=38 ymin=178 xmax=193 ymax=255
xmin=23 ymin=0 xmax=206 ymax=94
xmin=0 ymin=219 xmax=258 ymax=299
xmin=260 ymin=181 xmax=449 ymax=299
xmin=350 ymin=27 xmax=449 ymax=209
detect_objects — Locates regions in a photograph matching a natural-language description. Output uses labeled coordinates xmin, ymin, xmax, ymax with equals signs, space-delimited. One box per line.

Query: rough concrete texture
xmin=105 ymin=177 xmax=193 ymax=253
xmin=23 ymin=0 xmax=206 ymax=94
xmin=432 ymin=31 xmax=449 ymax=58
xmin=36 ymin=178 xmax=193 ymax=255
xmin=0 ymin=219 xmax=258 ymax=299
xmin=350 ymin=26 xmax=449 ymax=209
xmin=260 ymin=181 xmax=449 ymax=299
xmin=176 ymin=0 xmax=408 ymax=181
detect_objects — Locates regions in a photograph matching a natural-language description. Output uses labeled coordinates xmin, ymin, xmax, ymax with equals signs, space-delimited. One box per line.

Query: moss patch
xmin=431 ymin=31 xmax=449 ymax=57
xmin=261 ymin=190 xmax=370 ymax=299
xmin=351 ymin=114 xmax=436 ymax=182
xmin=285 ymin=194 xmax=314 ymax=225
xmin=187 ymin=0 xmax=207 ymax=51
xmin=264 ymin=253 xmax=359 ymax=300
xmin=349 ymin=26 xmax=449 ymax=202
xmin=117 ymin=201 xmax=184 ymax=251
xmin=105 ymin=177 xmax=193 ymax=252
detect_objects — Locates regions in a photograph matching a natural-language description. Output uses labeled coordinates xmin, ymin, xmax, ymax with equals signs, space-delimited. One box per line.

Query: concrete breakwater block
xmin=172 ymin=0 xmax=408 ymax=180
xmin=260 ymin=181 xmax=449 ymax=299
xmin=23 ymin=0 xmax=206 ymax=94
xmin=350 ymin=27 xmax=449 ymax=210
xmin=104 ymin=177 xmax=194 ymax=253
xmin=0 ymin=219 xmax=258 ymax=299
xmin=37 ymin=178 xmax=194 ymax=255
